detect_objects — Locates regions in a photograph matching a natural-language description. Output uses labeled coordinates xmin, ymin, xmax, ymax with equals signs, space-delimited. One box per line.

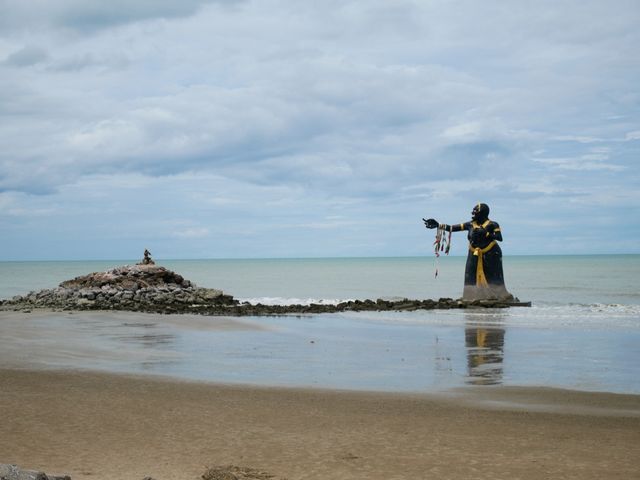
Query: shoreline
xmin=4 ymin=364 xmax=640 ymax=415
xmin=2 ymin=367 xmax=639 ymax=480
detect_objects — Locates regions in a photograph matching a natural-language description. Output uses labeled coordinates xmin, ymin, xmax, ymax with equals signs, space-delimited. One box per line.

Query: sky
xmin=1 ymin=0 xmax=639 ymax=260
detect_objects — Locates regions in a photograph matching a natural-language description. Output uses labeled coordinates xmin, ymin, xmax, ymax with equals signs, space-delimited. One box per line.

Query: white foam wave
xmin=491 ymin=302 xmax=640 ymax=329
xmin=529 ymin=302 xmax=640 ymax=317
xmin=239 ymin=297 xmax=355 ymax=306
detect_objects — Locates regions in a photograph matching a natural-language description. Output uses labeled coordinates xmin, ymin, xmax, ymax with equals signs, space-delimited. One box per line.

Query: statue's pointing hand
xmin=423 ymin=218 xmax=438 ymax=229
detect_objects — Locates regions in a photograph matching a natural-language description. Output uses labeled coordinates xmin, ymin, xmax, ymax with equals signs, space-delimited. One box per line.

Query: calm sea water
xmin=1 ymin=255 xmax=639 ymax=393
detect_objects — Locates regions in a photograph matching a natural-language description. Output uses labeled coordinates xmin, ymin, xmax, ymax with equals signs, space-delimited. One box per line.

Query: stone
xmin=198 ymin=288 xmax=224 ymax=301
xmin=0 ymin=464 xmax=71 ymax=480
xmin=202 ymin=465 xmax=275 ymax=480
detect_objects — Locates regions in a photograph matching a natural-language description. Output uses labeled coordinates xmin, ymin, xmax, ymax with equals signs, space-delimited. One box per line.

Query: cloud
xmin=625 ymin=131 xmax=640 ymax=141
xmin=1 ymin=0 xmax=639 ymax=258
xmin=0 ymin=191 xmax=56 ymax=217
xmin=533 ymin=154 xmax=626 ymax=172
xmin=3 ymin=45 xmax=49 ymax=67
xmin=552 ymin=135 xmax=602 ymax=144
xmin=171 ymin=227 xmax=210 ymax=239
xmin=0 ymin=0 xmax=241 ymax=34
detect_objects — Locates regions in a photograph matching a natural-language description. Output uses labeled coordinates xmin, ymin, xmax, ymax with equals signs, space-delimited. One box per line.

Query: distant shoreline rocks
xmin=0 ymin=263 xmax=529 ymax=315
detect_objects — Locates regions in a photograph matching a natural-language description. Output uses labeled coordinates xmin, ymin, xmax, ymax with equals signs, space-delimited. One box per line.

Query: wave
xmin=493 ymin=302 xmax=640 ymax=330
xmin=238 ymin=297 xmax=354 ymax=306
xmin=531 ymin=302 xmax=640 ymax=315
xmin=238 ymin=295 xmax=412 ymax=306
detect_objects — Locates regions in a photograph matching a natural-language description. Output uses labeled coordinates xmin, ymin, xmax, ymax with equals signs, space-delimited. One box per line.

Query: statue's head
xmin=471 ymin=203 xmax=490 ymax=222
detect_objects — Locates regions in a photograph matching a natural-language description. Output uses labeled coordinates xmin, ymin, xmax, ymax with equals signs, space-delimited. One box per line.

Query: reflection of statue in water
xmin=423 ymin=203 xmax=513 ymax=301
xmin=465 ymin=324 xmax=505 ymax=385
xmin=139 ymin=249 xmax=155 ymax=265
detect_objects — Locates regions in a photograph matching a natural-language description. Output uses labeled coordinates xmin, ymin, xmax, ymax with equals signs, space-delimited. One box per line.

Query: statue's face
xmin=472 ymin=203 xmax=489 ymax=222
xmin=471 ymin=205 xmax=480 ymax=221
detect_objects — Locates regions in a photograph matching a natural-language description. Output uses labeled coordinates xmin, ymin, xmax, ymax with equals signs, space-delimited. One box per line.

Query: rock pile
xmin=1 ymin=264 xmax=236 ymax=313
xmin=0 ymin=263 xmax=529 ymax=315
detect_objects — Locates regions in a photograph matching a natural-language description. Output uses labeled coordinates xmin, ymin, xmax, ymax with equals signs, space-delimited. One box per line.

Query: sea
xmin=1 ymin=255 xmax=639 ymax=394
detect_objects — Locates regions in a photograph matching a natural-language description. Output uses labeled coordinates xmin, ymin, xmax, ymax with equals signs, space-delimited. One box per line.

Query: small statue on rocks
xmin=139 ymin=249 xmax=155 ymax=265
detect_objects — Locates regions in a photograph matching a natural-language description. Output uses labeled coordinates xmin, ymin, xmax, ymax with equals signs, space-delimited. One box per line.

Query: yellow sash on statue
xmin=469 ymin=240 xmax=497 ymax=287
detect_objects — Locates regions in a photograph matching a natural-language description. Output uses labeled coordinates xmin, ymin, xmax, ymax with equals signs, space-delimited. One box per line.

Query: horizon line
xmin=1 ymin=253 xmax=639 ymax=263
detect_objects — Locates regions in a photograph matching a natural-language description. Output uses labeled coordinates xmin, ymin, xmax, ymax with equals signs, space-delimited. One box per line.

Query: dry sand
xmin=1 ymin=368 xmax=639 ymax=480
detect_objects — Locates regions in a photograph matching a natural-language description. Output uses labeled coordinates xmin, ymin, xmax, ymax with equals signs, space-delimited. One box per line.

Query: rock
xmin=202 ymin=465 xmax=276 ymax=480
xmin=0 ymin=464 xmax=71 ymax=480
xmin=198 ymin=288 xmax=224 ymax=301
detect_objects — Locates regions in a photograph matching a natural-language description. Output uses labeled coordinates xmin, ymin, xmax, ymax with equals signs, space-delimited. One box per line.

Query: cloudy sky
xmin=1 ymin=0 xmax=638 ymax=260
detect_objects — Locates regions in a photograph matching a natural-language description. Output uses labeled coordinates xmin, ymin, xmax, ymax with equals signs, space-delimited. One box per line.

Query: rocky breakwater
xmin=0 ymin=264 xmax=236 ymax=314
xmin=0 ymin=263 xmax=530 ymax=315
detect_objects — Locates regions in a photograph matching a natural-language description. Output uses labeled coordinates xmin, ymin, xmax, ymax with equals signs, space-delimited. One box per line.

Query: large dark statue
xmin=423 ymin=203 xmax=513 ymax=301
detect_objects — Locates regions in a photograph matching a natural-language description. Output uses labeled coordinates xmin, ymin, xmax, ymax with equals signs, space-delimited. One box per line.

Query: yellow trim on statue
xmin=469 ymin=240 xmax=497 ymax=287
xmin=471 ymin=220 xmax=492 ymax=230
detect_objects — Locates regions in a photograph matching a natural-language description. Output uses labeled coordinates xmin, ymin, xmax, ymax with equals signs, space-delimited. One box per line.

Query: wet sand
xmin=0 ymin=310 xmax=267 ymax=373
xmin=1 ymin=368 xmax=639 ymax=480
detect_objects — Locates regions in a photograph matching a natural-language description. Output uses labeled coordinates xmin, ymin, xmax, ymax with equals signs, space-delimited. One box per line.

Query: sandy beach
xmin=1 ymin=310 xmax=639 ymax=479
xmin=1 ymin=367 xmax=639 ymax=480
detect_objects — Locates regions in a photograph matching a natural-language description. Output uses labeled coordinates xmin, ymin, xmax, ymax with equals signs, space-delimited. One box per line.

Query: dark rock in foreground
xmin=0 ymin=264 xmax=530 ymax=316
xmin=202 ymin=465 xmax=276 ymax=480
xmin=0 ymin=464 xmax=70 ymax=480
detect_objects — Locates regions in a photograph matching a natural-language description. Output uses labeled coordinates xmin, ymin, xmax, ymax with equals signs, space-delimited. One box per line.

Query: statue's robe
xmin=446 ymin=219 xmax=513 ymax=301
